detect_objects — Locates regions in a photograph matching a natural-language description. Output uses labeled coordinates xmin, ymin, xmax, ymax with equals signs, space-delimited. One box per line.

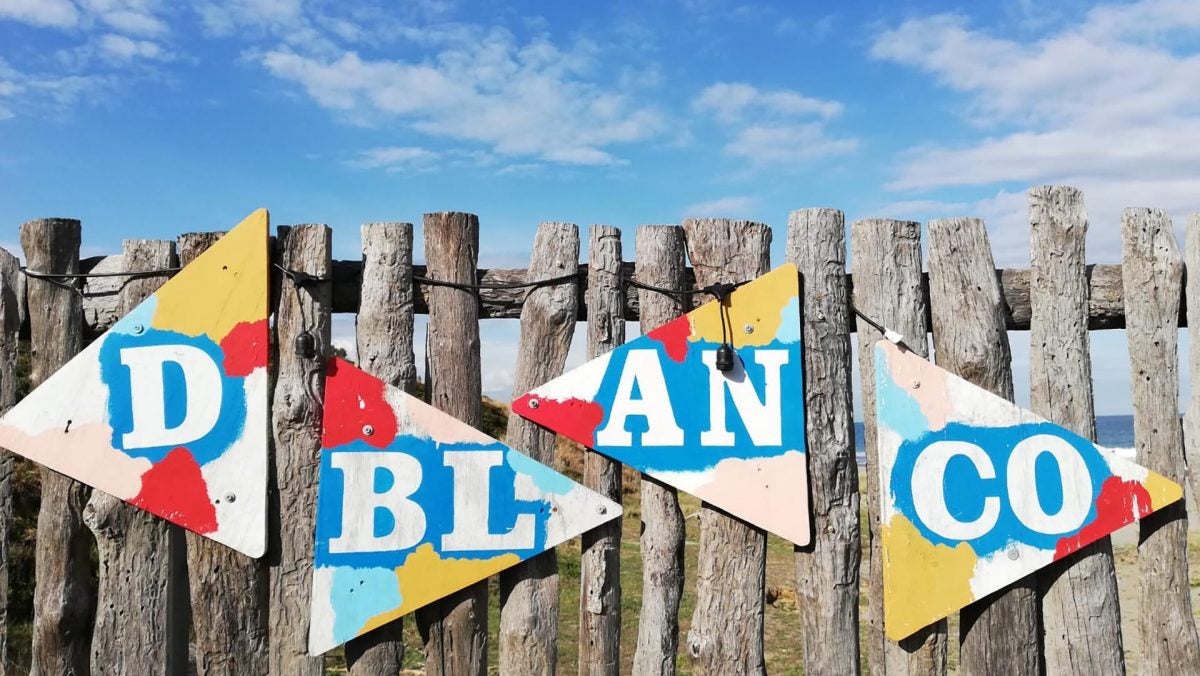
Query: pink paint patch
xmin=322 ymin=358 xmax=398 ymax=449
xmin=220 ymin=319 xmax=268 ymax=376
xmin=648 ymin=315 xmax=691 ymax=363
xmin=1054 ymin=475 xmax=1152 ymax=560
xmin=514 ymin=394 xmax=606 ymax=448
xmin=131 ymin=447 xmax=218 ymax=534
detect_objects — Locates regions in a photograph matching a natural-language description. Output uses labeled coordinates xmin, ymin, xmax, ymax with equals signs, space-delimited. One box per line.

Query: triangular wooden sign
xmin=308 ymin=357 xmax=621 ymax=655
xmin=876 ymin=340 xmax=1183 ymax=640
xmin=0 ymin=210 xmax=270 ymax=557
xmin=511 ymin=263 xmax=809 ymax=545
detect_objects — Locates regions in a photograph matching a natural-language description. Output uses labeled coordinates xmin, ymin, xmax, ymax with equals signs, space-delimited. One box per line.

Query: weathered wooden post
xmin=683 ymin=217 xmax=769 ymax=675
xmin=180 ymin=231 xmax=269 ymax=676
xmin=927 ymin=217 xmax=1039 ymax=675
xmin=1029 ymin=186 xmax=1125 ymax=674
xmin=84 ymin=239 xmax=188 ymax=675
xmin=579 ymin=224 xmax=624 ymax=676
xmin=851 ymin=218 xmax=946 ymax=676
xmin=0 ymin=246 xmax=22 ymax=676
xmin=499 ymin=221 xmax=580 ymax=674
xmin=1122 ymin=208 xmax=1200 ymax=671
xmin=344 ymin=221 xmax=415 ymax=675
xmin=268 ymin=224 xmax=331 ymax=676
xmin=21 ymin=217 xmax=96 ymax=676
xmin=790 ymin=209 xmax=861 ymax=675
xmin=631 ymin=225 xmax=687 ymax=676
xmin=1182 ymin=214 xmax=1200 ymax=525
xmin=416 ymin=212 xmax=488 ymax=676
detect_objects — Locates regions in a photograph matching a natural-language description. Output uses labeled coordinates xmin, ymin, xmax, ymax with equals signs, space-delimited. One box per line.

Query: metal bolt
xmin=912 ymin=380 xmax=921 ymax=389
xmin=596 ymin=504 xmax=607 ymax=515
xmin=132 ymin=323 xmax=144 ymax=335
xmin=224 ymin=493 xmax=237 ymax=504
xmin=744 ymin=323 xmax=755 ymax=334
xmin=1007 ymin=547 xmax=1020 ymax=561
xmin=363 ymin=424 xmax=375 ymax=436
xmin=528 ymin=398 xmax=540 ymax=409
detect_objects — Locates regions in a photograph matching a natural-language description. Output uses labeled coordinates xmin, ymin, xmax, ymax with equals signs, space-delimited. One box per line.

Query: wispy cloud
xmin=681 ymin=195 xmax=759 ymax=218
xmin=0 ymin=0 xmax=79 ymax=28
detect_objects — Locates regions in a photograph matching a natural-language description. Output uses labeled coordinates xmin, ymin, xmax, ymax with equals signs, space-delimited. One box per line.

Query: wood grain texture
xmin=416 ymin=212 xmax=488 ymax=676
xmin=631 ymin=225 xmax=688 ymax=676
xmin=178 ymin=230 xmax=269 ymax=676
xmin=1028 ymin=186 xmax=1125 ymax=675
xmin=683 ymin=217 xmax=769 ymax=676
xmin=1183 ymin=214 xmax=1200 ymax=533
xmin=21 ymin=218 xmax=96 ymax=676
xmin=0 ymin=247 xmax=21 ymax=676
xmin=84 ymin=239 xmax=188 ymax=676
xmin=927 ymin=217 xmax=1040 ymax=676
xmin=344 ymin=222 xmax=414 ymax=675
xmin=850 ymin=218 xmax=945 ymax=676
xmin=579 ymin=224 xmax=624 ymax=676
xmin=499 ymin=221 xmax=580 ymax=675
xmin=81 ymin=255 xmax=1153 ymax=333
xmin=268 ymin=224 xmax=331 ymax=676
xmin=1122 ymin=208 xmax=1200 ymax=674
xmin=790 ymin=209 xmax=861 ymax=676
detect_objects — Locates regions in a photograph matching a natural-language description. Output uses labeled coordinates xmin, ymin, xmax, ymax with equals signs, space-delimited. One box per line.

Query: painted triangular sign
xmin=0 ymin=210 xmax=269 ymax=557
xmin=512 ymin=263 xmax=809 ymax=545
xmin=308 ymin=357 xmax=621 ymax=655
xmin=875 ymin=340 xmax=1182 ymax=640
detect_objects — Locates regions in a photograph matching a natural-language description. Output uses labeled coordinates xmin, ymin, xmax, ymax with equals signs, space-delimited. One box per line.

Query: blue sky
xmin=2 ymin=0 xmax=1199 ymax=418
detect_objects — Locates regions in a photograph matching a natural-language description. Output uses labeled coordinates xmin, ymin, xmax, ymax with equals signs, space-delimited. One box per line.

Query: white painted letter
xmin=1007 ymin=434 xmax=1092 ymax=535
xmin=328 ymin=451 xmax=426 ymax=553
xmin=121 ymin=344 xmax=223 ymax=449
xmin=594 ymin=349 xmax=683 ymax=447
xmin=442 ymin=450 xmax=535 ymax=551
xmin=700 ymin=349 xmax=787 ymax=446
xmin=911 ymin=440 xmax=1000 ymax=540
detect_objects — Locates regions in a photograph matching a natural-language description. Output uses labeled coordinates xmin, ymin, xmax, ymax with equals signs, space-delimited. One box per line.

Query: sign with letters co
xmin=876 ymin=340 xmax=1183 ymax=640
xmin=308 ymin=357 xmax=621 ymax=655
xmin=0 ymin=210 xmax=269 ymax=557
xmin=512 ymin=263 xmax=809 ymax=546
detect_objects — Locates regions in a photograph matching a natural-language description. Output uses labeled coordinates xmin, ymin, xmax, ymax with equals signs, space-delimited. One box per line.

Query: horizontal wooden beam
xmin=73 ymin=255 xmax=1168 ymax=337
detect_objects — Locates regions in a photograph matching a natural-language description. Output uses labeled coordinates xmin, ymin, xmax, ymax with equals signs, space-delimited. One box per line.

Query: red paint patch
xmin=513 ymin=393 xmax=606 ymax=448
xmin=131 ymin=447 xmax=218 ymax=534
xmin=220 ymin=319 xmax=268 ymax=376
xmin=648 ymin=315 xmax=691 ymax=363
xmin=322 ymin=358 xmax=398 ymax=449
xmin=1054 ymin=475 xmax=1152 ymax=560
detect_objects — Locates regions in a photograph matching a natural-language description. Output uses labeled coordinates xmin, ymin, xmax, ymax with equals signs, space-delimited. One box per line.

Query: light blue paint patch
xmin=874 ymin=346 xmax=929 ymax=442
xmin=330 ymin=565 xmax=402 ymax=644
xmin=110 ymin=294 xmax=157 ymax=335
xmin=774 ymin=297 xmax=801 ymax=344
xmin=507 ymin=449 xmax=573 ymax=495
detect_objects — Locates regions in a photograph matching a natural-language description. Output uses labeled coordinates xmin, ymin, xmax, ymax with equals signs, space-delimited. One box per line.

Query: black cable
xmin=19 ymin=266 xmax=180 ymax=280
xmin=412 ymin=270 xmax=583 ymax=292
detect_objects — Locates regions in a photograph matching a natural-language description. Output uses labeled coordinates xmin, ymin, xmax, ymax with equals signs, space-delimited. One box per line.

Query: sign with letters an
xmin=876 ymin=340 xmax=1183 ymax=640
xmin=0 ymin=210 xmax=269 ymax=557
xmin=308 ymin=357 xmax=621 ymax=655
xmin=512 ymin=263 xmax=809 ymax=545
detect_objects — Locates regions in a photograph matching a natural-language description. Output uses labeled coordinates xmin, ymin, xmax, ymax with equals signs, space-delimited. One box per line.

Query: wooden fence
xmin=0 ymin=184 xmax=1198 ymax=675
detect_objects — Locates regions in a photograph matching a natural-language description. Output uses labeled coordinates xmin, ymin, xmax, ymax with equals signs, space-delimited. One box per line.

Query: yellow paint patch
xmin=357 ymin=543 xmax=519 ymax=634
xmin=1144 ymin=470 xmax=1184 ymax=510
xmin=152 ymin=209 xmax=268 ymax=340
xmin=883 ymin=514 xmax=977 ymax=641
xmin=689 ymin=263 xmax=798 ymax=348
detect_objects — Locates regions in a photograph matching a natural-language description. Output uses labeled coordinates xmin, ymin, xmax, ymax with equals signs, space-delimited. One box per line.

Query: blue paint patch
xmin=315 ymin=437 xmax=553 ymax=569
xmin=110 ymin=295 xmax=157 ymax=336
xmin=774 ymin=297 xmax=801 ymax=344
xmin=874 ymin=346 xmax=931 ymax=442
xmin=328 ymin=565 xmax=402 ymax=643
xmin=889 ymin=421 xmax=1112 ymax=555
xmin=99 ymin=326 xmax=248 ymax=465
xmin=506 ymin=449 xmax=573 ymax=495
xmin=589 ymin=338 xmax=804 ymax=473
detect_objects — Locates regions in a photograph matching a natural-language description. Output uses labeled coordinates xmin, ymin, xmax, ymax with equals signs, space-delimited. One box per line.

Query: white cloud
xmin=346 ymin=145 xmax=439 ymax=171
xmin=692 ymin=80 xmax=856 ymax=168
xmin=78 ymin=0 xmax=169 ymax=37
xmin=97 ymin=33 xmax=167 ymax=61
xmin=259 ymin=28 xmax=665 ymax=166
xmin=0 ymin=0 xmax=79 ymax=28
xmin=681 ymin=195 xmax=759 ymax=218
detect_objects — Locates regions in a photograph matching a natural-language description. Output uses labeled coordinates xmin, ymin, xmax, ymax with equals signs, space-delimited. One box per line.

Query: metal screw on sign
xmin=363 ymin=424 xmax=374 ymax=436
xmin=744 ymin=323 xmax=754 ymax=334
xmin=528 ymin=398 xmax=540 ymax=410
xmin=596 ymin=504 xmax=607 ymax=515
xmin=132 ymin=323 xmax=144 ymax=335
xmin=224 ymin=493 xmax=236 ymax=504
xmin=1007 ymin=547 xmax=1020 ymax=561
xmin=912 ymin=381 xmax=921 ymax=390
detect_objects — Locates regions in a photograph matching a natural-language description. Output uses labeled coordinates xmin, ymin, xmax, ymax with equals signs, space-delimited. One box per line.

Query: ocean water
xmin=853 ymin=414 xmax=1136 ymax=463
